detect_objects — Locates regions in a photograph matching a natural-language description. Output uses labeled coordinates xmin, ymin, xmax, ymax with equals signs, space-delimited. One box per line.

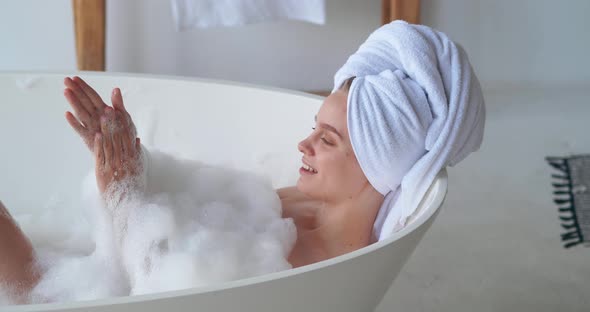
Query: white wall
xmin=0 ymin=0 xmax=76 ymax=72
xmin=1 ymin=0 xmax=589 ymax=91
xmin=106 ymin=0 xmax=381 ymax=90
xmin=422 ymin=0 xmax=590 ymax=89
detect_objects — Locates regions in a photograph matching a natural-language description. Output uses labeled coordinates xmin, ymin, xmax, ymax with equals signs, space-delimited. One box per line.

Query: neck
xmin=295 ymin=184 xmax=384 ymax=262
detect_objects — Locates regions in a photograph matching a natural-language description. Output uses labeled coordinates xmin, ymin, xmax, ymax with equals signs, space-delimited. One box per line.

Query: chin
xmin=296 ymin=178 xmax=314 ymax=197
xmin=295 ymin=178 xmax=305 ymax=192
xmin=296 ymin=178 xmax=322 ymax=199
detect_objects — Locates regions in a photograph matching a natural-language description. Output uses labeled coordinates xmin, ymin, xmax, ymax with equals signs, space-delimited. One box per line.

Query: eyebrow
xmin=315 ymin=115 xmax=343 ymax=139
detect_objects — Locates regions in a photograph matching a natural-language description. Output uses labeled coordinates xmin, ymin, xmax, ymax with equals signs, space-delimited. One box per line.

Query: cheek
xmin=343 ymin=152 xmax=367 ymax=187
xmin=321 ymin=149 xmax=366 ymax=187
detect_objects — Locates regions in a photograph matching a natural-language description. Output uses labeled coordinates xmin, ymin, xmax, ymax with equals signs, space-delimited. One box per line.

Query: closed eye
xmin=321 ymin=137 xmax=334 ymax=146
xmin=313 ymin=126 xmax=334 ymax=146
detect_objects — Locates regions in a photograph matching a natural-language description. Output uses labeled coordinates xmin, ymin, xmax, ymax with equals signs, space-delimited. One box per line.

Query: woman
xmin=0 ymin=75 xmax=380 ymax=301
xmin=0 ymin=21 xmax=485 ymax=302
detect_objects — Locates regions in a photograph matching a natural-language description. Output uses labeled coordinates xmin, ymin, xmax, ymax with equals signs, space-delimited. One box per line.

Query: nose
xmin=298 ymin=137 xmax=314 ymax=156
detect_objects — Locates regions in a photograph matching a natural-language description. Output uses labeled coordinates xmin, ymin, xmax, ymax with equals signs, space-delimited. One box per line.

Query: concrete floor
xmin=376 ymin=87 xmax=590 ymax=312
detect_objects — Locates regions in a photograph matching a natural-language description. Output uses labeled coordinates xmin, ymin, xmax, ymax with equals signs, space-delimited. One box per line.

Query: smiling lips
xmin=301 ymin=160 xmax=318 ymax=174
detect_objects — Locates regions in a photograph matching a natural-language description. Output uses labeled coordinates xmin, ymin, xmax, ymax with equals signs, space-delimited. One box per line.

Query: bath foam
xmin=14 ymin=76 xmax=41 ymax=90
xmin=2 ymin=148 xmax=296 ymax=305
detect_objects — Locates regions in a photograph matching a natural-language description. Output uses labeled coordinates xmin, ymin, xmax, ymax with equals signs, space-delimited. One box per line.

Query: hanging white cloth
xmin=171 ymin=0 xmax=325 ymax=30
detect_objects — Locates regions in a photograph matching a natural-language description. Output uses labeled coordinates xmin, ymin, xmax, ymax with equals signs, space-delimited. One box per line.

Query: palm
xmin=64 ymin=77 xmax=137 ymax=152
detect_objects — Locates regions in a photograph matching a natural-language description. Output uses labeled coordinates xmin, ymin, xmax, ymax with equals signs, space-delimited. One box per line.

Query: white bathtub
xmin=0 ymin=72 xmax=447 ymax=312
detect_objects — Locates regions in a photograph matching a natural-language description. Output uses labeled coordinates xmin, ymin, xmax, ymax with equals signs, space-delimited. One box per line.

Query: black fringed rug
xmin=547 ymin=155 xmax=590 ymax=248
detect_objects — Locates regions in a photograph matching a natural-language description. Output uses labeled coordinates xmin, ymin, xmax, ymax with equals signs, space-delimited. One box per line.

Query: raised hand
xmin=64 ymin=77 xmax=137 ymax=152
xmin=64 ymin=76 xmax=108 ymax=151
xmin=93 ymin=108 xmax=143 ymax=198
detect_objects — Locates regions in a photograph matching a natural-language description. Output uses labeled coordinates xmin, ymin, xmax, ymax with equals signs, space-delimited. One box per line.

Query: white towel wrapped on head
xmin=333 ymin=21 xmax=486 ymax=240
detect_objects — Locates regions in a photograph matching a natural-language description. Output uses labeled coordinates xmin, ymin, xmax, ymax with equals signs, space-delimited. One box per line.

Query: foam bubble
xmin=2 ymin=148 xmax=296 ymax=305
xmin=15 ymin=76 xmax=41 ymax=90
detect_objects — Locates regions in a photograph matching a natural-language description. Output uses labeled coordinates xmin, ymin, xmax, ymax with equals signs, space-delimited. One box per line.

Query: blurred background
xmin=1 ymin=0 xmax=589 ymax=92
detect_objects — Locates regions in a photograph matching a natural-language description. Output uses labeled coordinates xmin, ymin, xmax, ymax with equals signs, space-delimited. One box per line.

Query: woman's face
xmin=296 ymin=90 xmax=369 ymax=203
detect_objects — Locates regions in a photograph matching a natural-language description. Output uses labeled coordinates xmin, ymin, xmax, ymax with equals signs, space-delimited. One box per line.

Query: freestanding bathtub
xmin=0 ymin=72 xmax=447 ymax=312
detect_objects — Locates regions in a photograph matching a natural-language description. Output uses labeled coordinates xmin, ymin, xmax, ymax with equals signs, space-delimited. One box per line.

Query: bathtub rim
xmin=1 ymin=71 xmax=448 ymax=311
xmin=1 ymin=70 xmax=327 ymax=102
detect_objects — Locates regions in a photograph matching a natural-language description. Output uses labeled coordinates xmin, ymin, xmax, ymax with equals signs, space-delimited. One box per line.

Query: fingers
xmin=122 ymin=124 xmax=135 ymax=159
xmin=111 ymin=88 xmax=139 ymax=137
xmin=64 ymin=88 xmax=92 ymax=127
xmin=134 ymin=137 xmax=142 ymax=162
xmin=64 ymin=77 xmax=96 ymax=119
xmin=112 ymin=127 xmax=123 ymax=167
xmin=65 ymin=111 xmax=87 ymax=136
xmin=0 ymin=200 xmax=9 ymax=218
xmin=101 ymin=110 xmax=132 ymax=166
xmin=111 ymin=88 xmax=127 ymax=113
xmin=94 ymin=133 xmax=105 ymax=167
xmin=100 ymin=113 xmax=114 ymax=169
xmin=96 ymin=107 xmax=142 ymax=193
xmin=116 ymin=110 xmax=136 ymax=158
xmin=72 ymin=76 xmax=107 ymax=111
